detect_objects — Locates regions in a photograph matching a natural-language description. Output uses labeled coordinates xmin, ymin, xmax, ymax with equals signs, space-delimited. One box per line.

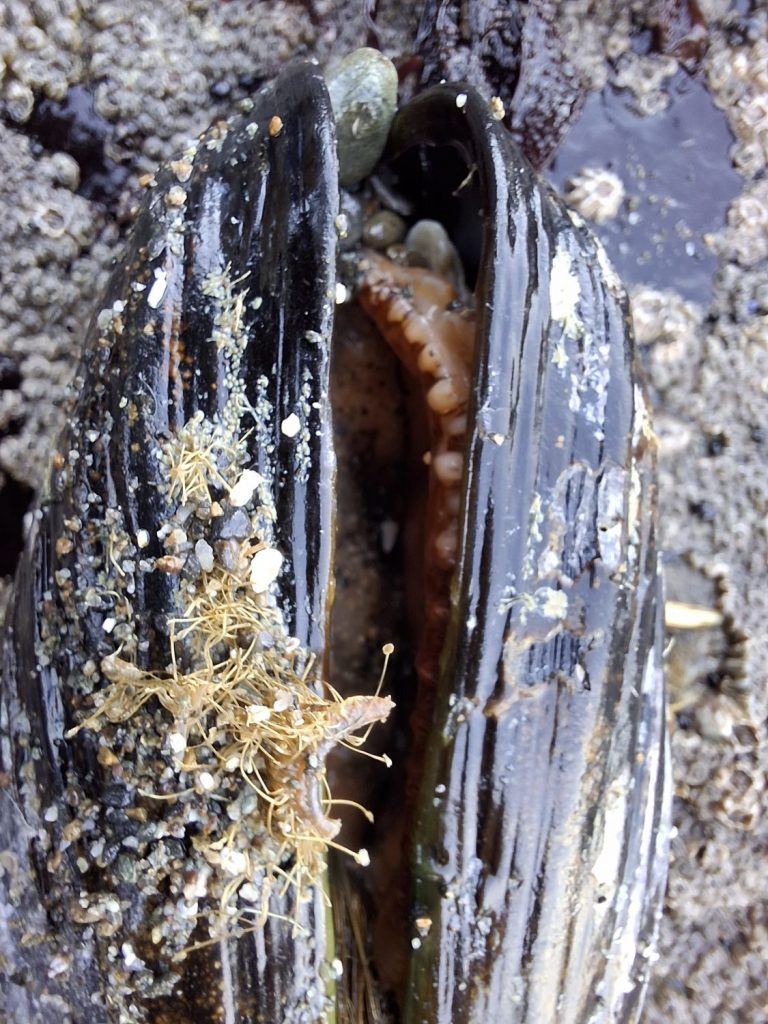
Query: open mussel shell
xmin=0 ymin=60 xmax=669 ymax=1024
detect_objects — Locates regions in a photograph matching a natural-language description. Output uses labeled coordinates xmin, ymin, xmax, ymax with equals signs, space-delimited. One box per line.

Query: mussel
xmin=0 ymin=56 xmax=670 ymax=1024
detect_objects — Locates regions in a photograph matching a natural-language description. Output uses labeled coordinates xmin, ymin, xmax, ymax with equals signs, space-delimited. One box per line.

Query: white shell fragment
xmin=272 ymin=691 xmax=292 ymax=712
xmin=229 ymin=469 xmax=262 ymax=507
xmin=168 ymin=732 xmax=187 ymax=755
xmin=220 ymin=849 xmax=247 ymax=877
xmin=664 ymin=601 xmax=724 ymax=631
xmin=281 ymin=412 xmax=301 ymax=438
xmin=147 ymin=268 xmax=168 ymax=309
xmin=246 ymin=704 xmax=271 ymax=724
xmin=249 ymin=547 xmax=283 ymax=593
xmin=122 ymin=942 xmax=144 ymax=971
xmin=550 ymin=247 xmax=582 ymax=336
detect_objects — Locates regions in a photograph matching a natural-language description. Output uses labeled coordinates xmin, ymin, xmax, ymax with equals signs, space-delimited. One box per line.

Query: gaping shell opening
xmin=328 ymin=191 xmax=483 ymax=1012
xmin=321 ymin=77 xmax=532 ymax=1010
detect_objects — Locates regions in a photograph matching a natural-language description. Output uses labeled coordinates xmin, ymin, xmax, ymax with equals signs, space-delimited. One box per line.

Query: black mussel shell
xmin=0 ymin=61 xmax=669 ymax=1024
xmin=388 ymin=86 xmax=669 ymax=1024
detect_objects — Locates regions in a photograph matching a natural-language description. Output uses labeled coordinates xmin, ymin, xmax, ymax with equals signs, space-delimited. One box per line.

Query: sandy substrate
xmin=1 ymin=1 xmax=766 ymax=1020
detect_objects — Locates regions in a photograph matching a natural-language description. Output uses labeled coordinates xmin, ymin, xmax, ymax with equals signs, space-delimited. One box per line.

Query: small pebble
xmin=165 ymin=186 xmax=187 ymax=208
xmin=164 ymin=527 xmax=187 ymax=548
xmin=489 ymin=96 xmax=505 ymax=121
xmin=155 ymin=555 xmax=184 ymax=575
xmin=326 ymin=48 xmax=398 ymax=186
xmin=215 ymin=539 xmax=242 ymax=571
xmin=363 ymin=210 xmax=407 ymax=250
xmin=170 ymin=159 xmax=193 ymax=183
xmin=195 ymin=538 xmax=214 ymax=572
xmin=216 ymin=509 xmax=252 ymax=540
xmin=55 ymin=536 xmax=74 ymax=557
xmin=338 ymin=190 xmax=364 ymax=249
xmin=47 ymin=955 xmax=71 ymax=979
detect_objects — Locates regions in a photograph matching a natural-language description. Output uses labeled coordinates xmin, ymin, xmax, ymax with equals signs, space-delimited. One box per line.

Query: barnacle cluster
xmin=614 ymin=53 xmax=679 ymax=116
xmin=705 ymin=179 xmax=768 ymax=267
xmin=707 ymin=21 xmax=768 ymax=178
xmin=630 ymin=284 xmax=703 ymax=368
xmin=0 ymin=1 xmax=337 ymax=161
xmin=629 ymin=285 xmax=703 ymax=397
xmin=0 ymin=0 xmax=84 ymax=121
xmin=0 ymin=128 xmax=108 ymax=494
xmin=630 ymin=285 xmax=701 ymax=351
xmin=558 ymin=2 xmax=681 ymax=112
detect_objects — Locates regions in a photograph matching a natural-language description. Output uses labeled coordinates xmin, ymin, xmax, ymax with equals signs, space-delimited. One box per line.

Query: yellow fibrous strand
xmin=164 ymin=409 xmax=245 ymax=506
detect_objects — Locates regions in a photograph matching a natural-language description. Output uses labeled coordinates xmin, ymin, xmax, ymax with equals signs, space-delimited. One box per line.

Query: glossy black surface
xmin=389 ymin=86 xmax=668 ymax=1023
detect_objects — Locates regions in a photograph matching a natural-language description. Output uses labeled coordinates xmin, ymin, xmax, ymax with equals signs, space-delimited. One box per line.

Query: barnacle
xmin=564 ymin=166 xmax=626 ymax=225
